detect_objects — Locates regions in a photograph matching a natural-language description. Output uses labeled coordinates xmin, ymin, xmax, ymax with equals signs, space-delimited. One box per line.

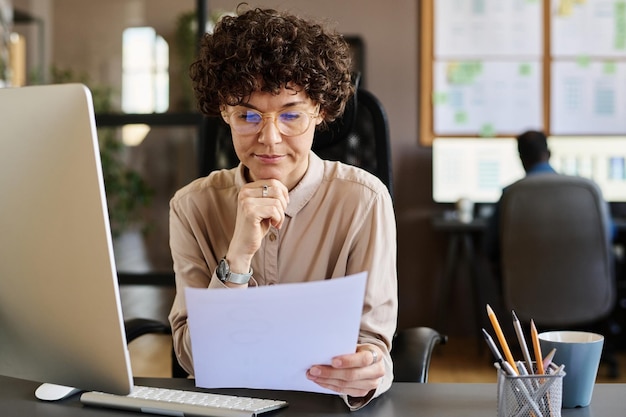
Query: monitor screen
xmin=548 ymin=136 xmax=626 ymax=203
xmin=432 ymin=137 xmax=525 ymax=203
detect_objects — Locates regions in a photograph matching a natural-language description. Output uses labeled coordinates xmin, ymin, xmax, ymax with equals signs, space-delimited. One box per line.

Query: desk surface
xmin=1 ymin=376 xmax=624 ymax=416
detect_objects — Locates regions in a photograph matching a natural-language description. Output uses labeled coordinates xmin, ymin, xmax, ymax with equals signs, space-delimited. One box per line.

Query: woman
xmin=168 ymin=7 xmax=397 ymax=410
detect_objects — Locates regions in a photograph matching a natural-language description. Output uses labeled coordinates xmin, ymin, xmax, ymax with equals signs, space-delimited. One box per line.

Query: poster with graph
xmin=550 ymin=0 xmax=626 ymax=135
xmin=433 ymin=61 xmax=543 ymax=135
xmin=551 ymin=0 xmax=626 ymax=57
xmin=551 ymin=61 xmax=626 ymax=134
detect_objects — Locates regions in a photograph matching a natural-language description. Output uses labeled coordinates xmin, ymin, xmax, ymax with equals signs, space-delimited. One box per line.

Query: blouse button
xmin=269 ymin=233 xmax=277 ymax=242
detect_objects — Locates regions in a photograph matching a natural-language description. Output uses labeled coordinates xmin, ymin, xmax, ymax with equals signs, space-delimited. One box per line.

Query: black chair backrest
xmin=500 ymin=174 xmax=615 ymax=326
xmin=197 ymin=88 xmax=393 ymax=198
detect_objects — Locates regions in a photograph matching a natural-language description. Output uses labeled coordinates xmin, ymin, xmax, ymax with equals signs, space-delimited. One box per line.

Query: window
xmin=122 ymin=27 xmax=169 ymax=114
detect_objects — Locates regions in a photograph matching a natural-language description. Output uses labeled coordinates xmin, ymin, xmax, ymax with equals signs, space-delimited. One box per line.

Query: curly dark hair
xmin=189 ymin=7 xmax=354 ymax=126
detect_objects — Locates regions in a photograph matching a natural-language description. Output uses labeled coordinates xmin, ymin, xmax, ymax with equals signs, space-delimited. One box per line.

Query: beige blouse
xmin=168 ymin=152 xmax=398 ymax=409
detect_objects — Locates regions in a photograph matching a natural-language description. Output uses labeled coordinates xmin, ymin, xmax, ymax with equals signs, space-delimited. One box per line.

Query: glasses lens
xmin=277 ymin=111 xmax=309 ymax=136
xmin=230 ymin=110 xmax=262 ymax=134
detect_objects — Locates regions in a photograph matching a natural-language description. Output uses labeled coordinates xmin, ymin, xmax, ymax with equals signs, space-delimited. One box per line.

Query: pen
xmin=512 ymin=310 xmax=534 ymax=374
xmin=481 ymin=328 xmax=503 ymax=360
xmin=542 ymin=348 xmax=557 ymax=370
xmin=500 ymin=359 xmax=519 ymax=377
xmin=486 ymin=304 xmax=518 ymax=375
xmin=515 ymin=361 xmax=541 ymax=417
xmin=530 ymin=319 xmax=545 ymax=375
xmin=482 ymin=329 xmax=519 ymax=377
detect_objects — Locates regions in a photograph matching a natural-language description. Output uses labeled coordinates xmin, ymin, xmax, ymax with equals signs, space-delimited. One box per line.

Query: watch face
xmin=217 ymin=258 xmax=229 ymax=281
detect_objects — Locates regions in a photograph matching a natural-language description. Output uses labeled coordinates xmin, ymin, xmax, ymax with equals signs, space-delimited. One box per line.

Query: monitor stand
xmin=35 ymin=383 xmax=81 ymax=401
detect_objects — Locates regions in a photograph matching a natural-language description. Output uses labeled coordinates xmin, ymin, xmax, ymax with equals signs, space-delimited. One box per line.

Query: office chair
xmin=391 ymin=327 xmax=448 ymax=383
xmin=126 ymin=84 xmax=445 ymax=381
xmin=499 ymin=173 xmax=618 ymax=376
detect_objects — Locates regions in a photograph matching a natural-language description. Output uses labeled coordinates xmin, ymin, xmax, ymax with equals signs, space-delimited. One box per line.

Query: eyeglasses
xmin=222 ymin=105 xmax=320 ymax=137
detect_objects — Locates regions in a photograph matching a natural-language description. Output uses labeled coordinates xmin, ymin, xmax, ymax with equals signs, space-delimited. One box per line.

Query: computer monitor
xmin=432 ymin=137 xmax=526 ymax=203
xmin=548 ymin=136 xmax=626 ymax=203
xmin=0 ymin=84 xmax=133 ymax=400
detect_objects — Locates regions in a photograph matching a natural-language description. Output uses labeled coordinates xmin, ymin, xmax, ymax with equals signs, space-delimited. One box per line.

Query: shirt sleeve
xmin=341 ymin=187 xmax=398 ymax=410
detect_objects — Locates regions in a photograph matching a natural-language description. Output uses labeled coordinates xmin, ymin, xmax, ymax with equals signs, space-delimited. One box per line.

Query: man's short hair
xmin=517 ymin=130 xmax=549 ymax=169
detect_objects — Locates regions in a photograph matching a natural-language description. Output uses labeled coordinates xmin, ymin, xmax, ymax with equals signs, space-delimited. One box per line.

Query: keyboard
xmin=80 ymin=385 xmax=289 ymax=417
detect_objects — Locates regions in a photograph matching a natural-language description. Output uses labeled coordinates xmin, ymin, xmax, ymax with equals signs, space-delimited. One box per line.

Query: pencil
xmin=486 ymin=304 xmax=518 ymax=375
xmin=530 ymin=319 xmax=545 ymax=375
xmin=511 ymin=310 xmax=534 ymax=374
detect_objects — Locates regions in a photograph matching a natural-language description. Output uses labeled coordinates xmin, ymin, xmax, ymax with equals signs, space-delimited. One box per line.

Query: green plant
xmin=174 ymin=9 xmax=234 ymax=110
xmin=50 ymin=67 xmax=153 ymax=237
xmin=97 ymin=127 xmax=154 ymax=237
xmin=175 ymin=11 xmax=196 ymax=111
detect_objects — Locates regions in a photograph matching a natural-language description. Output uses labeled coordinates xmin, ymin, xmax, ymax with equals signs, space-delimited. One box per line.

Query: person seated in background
xmin=167 ymin=6 xmax=397 ymax=411
xmin=484 ymin=130 xmax=555 ymax=272
xmin=483 ymin=130 xmax=615 ymax=288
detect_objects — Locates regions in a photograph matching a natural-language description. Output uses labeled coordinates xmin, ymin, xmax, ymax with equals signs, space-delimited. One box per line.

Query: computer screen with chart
xmin=432 ymin=137 xmax=525 ymax=203
xmin=548 ymin=136 xmax=626 ymax=203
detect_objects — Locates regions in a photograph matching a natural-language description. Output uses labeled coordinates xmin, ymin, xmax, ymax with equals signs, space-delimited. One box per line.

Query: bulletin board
xmin=419 ymin=0 xmax=626 ymax=146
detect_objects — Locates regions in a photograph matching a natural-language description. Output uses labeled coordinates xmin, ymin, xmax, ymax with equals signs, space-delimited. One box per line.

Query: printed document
xmin=185 ymin=271 xmax=367 ymax=394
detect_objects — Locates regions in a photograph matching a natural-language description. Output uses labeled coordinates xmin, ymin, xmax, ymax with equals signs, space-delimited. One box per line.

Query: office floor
xmin=128 ymin=334 xmax=173 ymax=378
xmin=127 ymin=334 xmax=626 ymax=383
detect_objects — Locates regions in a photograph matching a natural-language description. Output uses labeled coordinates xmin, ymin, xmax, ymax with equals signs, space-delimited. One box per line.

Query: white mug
xmin=455 ymin=198 xmax=474 ymax=223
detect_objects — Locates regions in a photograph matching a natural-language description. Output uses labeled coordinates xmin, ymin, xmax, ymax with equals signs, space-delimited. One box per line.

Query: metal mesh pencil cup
xmin=497 ymin=364 xmax=565 ymax=417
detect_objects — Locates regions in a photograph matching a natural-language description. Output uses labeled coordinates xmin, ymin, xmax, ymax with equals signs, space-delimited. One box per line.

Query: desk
xmin=1 ymin=376 xmax=624 ymax=416
xmin=432 ymin=215 xmax=488 ymax=338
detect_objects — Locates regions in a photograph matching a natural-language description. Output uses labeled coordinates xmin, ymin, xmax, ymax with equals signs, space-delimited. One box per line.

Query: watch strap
xmin=225 ymin=268 xmax=253 ymax=284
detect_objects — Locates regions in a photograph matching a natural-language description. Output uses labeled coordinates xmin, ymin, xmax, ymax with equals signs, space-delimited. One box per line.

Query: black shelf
xmin=95 ymin=112 xmax=203 ymax=127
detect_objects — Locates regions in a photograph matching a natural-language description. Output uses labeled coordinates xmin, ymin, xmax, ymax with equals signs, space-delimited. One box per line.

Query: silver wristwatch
xmin=216 ymin=257 xmax=253 ymax=284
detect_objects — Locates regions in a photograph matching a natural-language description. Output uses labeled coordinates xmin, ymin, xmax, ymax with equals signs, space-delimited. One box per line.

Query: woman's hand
xmin=305 ymin=344 xmax=384 ymax=398
xmin=225 ymin=179 xmax=289 ymax=276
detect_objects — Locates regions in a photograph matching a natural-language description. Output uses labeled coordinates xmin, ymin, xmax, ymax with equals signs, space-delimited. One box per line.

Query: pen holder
xmin=497 ymin=364 xmax=565 ymax=417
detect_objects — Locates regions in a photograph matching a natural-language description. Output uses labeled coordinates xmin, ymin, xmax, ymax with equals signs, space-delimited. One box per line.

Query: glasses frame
xmin=222 ymin=105 xmax=321 ymax=137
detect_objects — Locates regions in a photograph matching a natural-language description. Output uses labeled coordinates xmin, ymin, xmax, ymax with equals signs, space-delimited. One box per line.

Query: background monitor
xmin=432 ymin=137 xmax=526 ymax=203
xmin=0 ymin=84 xmax=133 ymax=399
xmin=548 ymin=136 xmax=626 ymax=203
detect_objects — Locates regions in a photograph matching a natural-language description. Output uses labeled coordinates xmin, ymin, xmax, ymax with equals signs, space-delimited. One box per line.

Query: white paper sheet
xmin=550 ymin=61 xmax=626 ymax=135
xmin=185 ymin=271 xmax=367 ymax=394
